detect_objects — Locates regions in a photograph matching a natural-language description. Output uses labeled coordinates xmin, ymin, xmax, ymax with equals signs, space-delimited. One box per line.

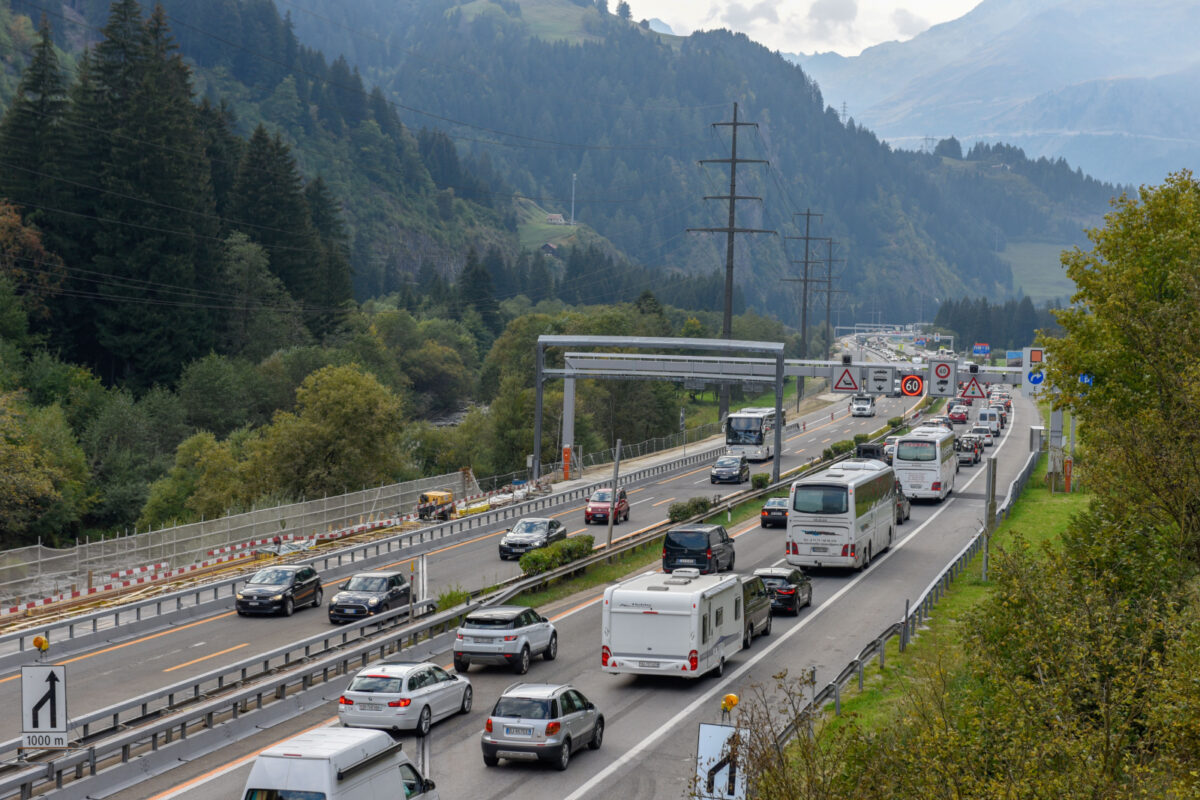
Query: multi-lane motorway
xmin=22 ymin=381 xmax=1033 ymax=800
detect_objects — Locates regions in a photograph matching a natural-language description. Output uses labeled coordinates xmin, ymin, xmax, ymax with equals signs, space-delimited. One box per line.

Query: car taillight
xmin=761 ymin=510 xmax=767 ymax=516
xmin=688 ymin=650 xmax=698 ymax=671
xmin=601 ymin=646 xmax=611 ymax=666
xmin=661 ymin=547 xmax=666 ymax=559
xmin=841 ymin=544 xmax=856 ymax=558
xmin=706 ymin=547 xmax=713 ymax=559
xmin=777 ymin=588 xmax=795 ymax=595
xmin=387 ymin=698 xmax=411 ymax=707
xmin=503 ymin=635 xmax=517 ymax=642
xmin=546 ymin=722 xmax=561 ymax=735
xmin=338 ymin=696 xmax=353 ymax=705
xmin=456 ymin=632 xmax=463 ymax=640
xmin=485 ymin=718 xmax=493 ymax=733
xmin=931 ymin=482 xmax=941 ymax=491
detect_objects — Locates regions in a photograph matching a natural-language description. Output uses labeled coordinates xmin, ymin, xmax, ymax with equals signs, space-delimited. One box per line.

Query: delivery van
xmin=601 ymin=568 xmax=743 ymax=679
xmin=241 ymin=727 xmax=439 ymax=800
xmin=977 ymin=408 xmax=1001 ymax=436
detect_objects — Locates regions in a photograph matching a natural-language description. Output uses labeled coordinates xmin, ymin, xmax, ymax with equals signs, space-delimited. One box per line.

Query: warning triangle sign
xmin=961 ymin=376 xmax=987 ymax=399
xmin=833 ymin=367 xmax=860 ymax=392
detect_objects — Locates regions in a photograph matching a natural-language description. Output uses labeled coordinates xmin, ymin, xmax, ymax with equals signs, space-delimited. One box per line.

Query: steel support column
xmin=533 ymin=343 xmax=545 ymax=480
xmin=773 ymin=352 xmax=784 ymax=483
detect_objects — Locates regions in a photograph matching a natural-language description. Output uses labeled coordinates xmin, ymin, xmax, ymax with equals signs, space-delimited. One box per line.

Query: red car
xmin=584 ymin=487 xmax=629 ymax=525
xmin=947 ymin=405 xmax=969 ymax=424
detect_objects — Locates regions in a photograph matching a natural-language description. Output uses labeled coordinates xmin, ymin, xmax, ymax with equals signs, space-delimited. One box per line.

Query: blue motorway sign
xmin=1027 ymin=371 xmax=1045 ymax=385
xmin=972 ymin=342 xmax=991 ymax=356
xmin=1006 ymin=350 xmax=1022 ymax=360
xmin=1079 ymin=373 xmax=1094 ymax=386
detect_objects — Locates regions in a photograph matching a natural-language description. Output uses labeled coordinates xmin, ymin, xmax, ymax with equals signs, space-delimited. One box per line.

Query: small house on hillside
xmin=546 ymin=213 xmax=566 ymax=225
xmin=541 ymin=243 xmax=559 ymax=257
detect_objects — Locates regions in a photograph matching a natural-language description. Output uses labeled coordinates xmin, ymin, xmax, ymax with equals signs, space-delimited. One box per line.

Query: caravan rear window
xmin=244 ymin=791 xmax=325 ymax=800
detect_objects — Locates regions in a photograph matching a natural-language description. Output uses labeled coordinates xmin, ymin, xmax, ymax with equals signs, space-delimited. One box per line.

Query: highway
xmin=101 ymin=389 xmax=1034 ymax=800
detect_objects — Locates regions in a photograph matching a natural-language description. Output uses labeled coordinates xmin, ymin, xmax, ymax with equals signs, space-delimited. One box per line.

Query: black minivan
xmin=661 ymin=524 xmax=735 ymax=574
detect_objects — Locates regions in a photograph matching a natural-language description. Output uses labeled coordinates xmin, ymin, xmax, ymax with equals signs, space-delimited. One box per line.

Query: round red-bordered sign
xmin=933 ymin=362 xmax=952 ymax=380
xmin=901 ymin=375 xmax=924 ymax=396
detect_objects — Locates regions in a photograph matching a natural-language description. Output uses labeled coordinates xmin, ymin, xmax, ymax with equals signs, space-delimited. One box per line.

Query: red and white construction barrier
xmin=109 ymin=562 xmax=169 ymax=579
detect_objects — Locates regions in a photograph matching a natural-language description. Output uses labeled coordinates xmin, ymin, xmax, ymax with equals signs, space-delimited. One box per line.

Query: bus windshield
xmin=792 ymin=485 xmax=849 ymax=515
xmin=726 ymin=417 xmax=764 ymax=446
xmin=896 ymin=441 xmax=936 ymax=462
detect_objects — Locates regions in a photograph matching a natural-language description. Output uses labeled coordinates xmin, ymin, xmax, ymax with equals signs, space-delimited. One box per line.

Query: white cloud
xmin=891 ymin=7 xmax=929 ymax=37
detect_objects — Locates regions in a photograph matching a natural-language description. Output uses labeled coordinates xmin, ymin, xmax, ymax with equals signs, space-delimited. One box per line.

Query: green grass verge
xmin=997 ymin=240 xmax=1075 ymax=302
xmin=820 ymin=454 xmax=1090 ymax=732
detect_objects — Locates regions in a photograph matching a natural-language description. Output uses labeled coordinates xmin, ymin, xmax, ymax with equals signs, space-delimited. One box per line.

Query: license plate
xmin=679 ymin=558 xmax=696 ymax=564
xmin=504 ymin=726 xmax=532 ymax=737
xmin=249 ymin=601 xmax=261 ymax=606
xmin=357 ymin=703 xmax=383 ymax=711
xmin=638 ymin=660 xmax=659 ymax=668
xmin=811 ymin=546 xmax=827 ymax=553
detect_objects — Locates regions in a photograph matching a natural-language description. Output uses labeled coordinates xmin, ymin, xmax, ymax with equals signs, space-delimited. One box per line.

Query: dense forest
xmin=932 ymin=295 xmax=1060 ymax=353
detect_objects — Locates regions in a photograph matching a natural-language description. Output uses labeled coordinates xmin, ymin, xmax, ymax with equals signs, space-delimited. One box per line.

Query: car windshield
xmin=247 ymin=569 xmax=292 ymax=585
xmin=792 ymin=485 xmax=849 ymax=515
xmin=765 ymin=498 xmax=787 ymax=508
xmin=897 ymin=441 xmax=936 ymax=461
xmin=347 ymin=674 xmax=404 ymax=693
xmin=511 ymin=520 xmax=548 ymax=535
xmin=493 ymin=697 xmax=552 ymax=720
xmin=589 ymin=490 xmax=612 ymax=503
xmin=715 ymin=457 xmax=740 ymax=467
xmin=344 ymin=576 xmax=388 ymax=592
xmin=462 ymin=615 xmax=516 ymax=629
xmin=665 ymin=531 xmax=708 ymax=549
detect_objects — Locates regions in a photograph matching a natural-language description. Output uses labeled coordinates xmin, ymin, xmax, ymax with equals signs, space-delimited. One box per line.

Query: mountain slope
xmin=789 ymin=0 xmax=1200 ymax=185
xmin=278 ymin=0 xmax=1116 ymax=321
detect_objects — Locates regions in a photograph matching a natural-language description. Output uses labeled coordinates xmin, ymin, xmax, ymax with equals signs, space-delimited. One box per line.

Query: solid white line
xmin=630 ymin=498 xmax=654 ymax=506
xmin=563 ymin=414 xmax=1018 ymax=800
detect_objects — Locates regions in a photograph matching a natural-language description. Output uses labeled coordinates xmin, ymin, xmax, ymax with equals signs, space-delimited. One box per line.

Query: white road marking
xmin=630 ymin=498 xmax=654 ymax=506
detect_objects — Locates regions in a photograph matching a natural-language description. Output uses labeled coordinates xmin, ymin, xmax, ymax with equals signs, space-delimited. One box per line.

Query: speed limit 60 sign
xmin=927 ymin=359 xmax=957 ymax=397
xmin=901 ymin=375 xmax=924 ymax=396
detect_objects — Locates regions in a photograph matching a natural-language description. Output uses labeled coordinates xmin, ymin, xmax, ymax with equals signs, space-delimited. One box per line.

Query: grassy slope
xmin=998 ymin=240 xmax=1076 ymax=302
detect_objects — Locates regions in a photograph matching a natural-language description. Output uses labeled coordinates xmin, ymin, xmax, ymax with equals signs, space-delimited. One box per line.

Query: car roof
xmin=671 ymin=523 xmax=721 ymax=532
xmin=352 ymin=661 xmax=433 ymax=678
xmin=464 ymin=605 xmax=527 ymax=620
xmin=349 ymin=570 xmax=402 ymax=579
xmin=256 ymin=565 xmax=301 ymax=573
xmin=499 ymin=682 xmax=569 ymax=699
xmin=754 ymin=567 xmax=800 ymax=578
xmin=514 ymin=517 xmax=552 ymax=524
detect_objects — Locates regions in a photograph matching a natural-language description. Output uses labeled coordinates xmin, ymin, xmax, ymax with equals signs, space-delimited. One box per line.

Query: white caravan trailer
xmin=241 ymin=727 xmax=439 ymax=800
xmin=601 ymin=569 xmax=743 ymax=679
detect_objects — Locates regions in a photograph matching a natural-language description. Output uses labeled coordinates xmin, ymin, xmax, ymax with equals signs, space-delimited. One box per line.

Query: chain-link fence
xmin=577 ymin=421 xmax=725 ymax=469
xmin=0 ymin=470 xmax=477 ymax=607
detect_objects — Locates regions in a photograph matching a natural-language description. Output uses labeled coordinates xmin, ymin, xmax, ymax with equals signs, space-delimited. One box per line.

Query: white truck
xmin=600 ymin=568 xmax=743 ymax=679
xmin=241 ymin=727 xmax=439 ymax=800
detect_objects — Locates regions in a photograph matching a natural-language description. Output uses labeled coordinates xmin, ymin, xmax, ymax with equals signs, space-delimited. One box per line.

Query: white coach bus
xmin=784 ymin=459 xmax=895 ymax=571
xmin=724 ymin=407 xmax=782 ymax=461
xmin=893 ymin=425 xmax=957 ymax=502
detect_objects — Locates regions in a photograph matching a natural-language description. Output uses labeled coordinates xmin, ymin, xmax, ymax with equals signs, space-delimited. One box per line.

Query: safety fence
xmin=0 ymin=470 xmax=477 ymax=609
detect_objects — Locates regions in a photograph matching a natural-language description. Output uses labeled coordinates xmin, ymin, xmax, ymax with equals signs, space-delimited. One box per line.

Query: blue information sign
xmin=1028 ymin=371 xmax=1045 ymax=385
xmin=1079 ymin=373 xmax=1094 ymax=386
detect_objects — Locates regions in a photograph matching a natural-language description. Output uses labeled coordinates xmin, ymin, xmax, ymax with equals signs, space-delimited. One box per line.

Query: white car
xmin=968 ymin=424 xmax=994 ymax=446
xmin=338 ymin=661 xmax=472 ymax=736
xmin=454 ymin=605 xmax=558 ymax=674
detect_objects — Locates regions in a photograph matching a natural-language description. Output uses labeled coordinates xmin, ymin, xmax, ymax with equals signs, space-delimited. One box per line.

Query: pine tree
xmin=90 ymin=3 xmax=219 ymax=387
xmin=458 ymin=248 xmax=501 ymax=334
xmin=0 ymin=16 xmax=69 ymax=226
xmin=229 ymin=125 xmax=322 ymax=320
xmin=304 ymin=176 xmax=353 ymax=331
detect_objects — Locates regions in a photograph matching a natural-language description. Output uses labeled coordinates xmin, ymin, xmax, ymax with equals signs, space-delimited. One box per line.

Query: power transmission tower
xmin=922 ymin=135 xmax=936 ymax=154
xmin=782 ymin=214 xmax=824 ymax=410
xmin=688 ymin=102 xmax=775 ymax=420
xmin=840 ymin=102 xmax=848 ymax=123
xmin=817 ymin=238 xmax=847 ymax=360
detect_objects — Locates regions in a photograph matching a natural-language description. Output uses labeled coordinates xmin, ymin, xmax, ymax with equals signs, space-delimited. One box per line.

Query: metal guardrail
xmin=775 ymin=448 xmax=1041 ymax=743
xmin=0 ymin=405 xmax=874 ymax=800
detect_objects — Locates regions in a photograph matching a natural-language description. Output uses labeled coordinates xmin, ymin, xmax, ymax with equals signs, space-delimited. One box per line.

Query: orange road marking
xmin=652 ymin=497 xmax=676 ymax=507
xmin=164 ymin=643 xmax=248 ymax=673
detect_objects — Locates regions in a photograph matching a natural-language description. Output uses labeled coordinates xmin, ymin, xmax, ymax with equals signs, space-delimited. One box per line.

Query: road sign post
xmin=21 ymin=665 xmax=68 ymax=750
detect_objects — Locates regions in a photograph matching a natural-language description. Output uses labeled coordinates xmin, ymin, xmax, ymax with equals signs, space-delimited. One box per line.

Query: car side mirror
xmin=423 ymin=779 xmax=437 ymax=792
xmin=339 ymin=581 xmax=349 ymax=591
xmin=586 ymin=701 xmax=595 ymax=710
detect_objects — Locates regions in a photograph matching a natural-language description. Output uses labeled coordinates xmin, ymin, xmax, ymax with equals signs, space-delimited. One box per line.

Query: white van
xmin=850 ymin=395 xmax=876 ymax=417
xmin=977 ymin=408 xmax=1001 ymax=436
xmin=241 ymin=727 xmax=439 ymax=800
xmin=601 ymin=569 xmax=743 ymax=679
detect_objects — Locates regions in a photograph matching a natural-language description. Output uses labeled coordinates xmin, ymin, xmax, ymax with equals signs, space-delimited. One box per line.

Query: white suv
xmin=453 ymin=606 xmax=558 ymax=674
xmin=338 ymin=661 xmax=472 ymax=736
xmin=481 ymin=683 xmax=604 ymax=770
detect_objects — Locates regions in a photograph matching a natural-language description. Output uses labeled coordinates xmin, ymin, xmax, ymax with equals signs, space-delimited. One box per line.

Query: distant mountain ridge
xmin=788 ymin=0 xmax=1200 ymax=185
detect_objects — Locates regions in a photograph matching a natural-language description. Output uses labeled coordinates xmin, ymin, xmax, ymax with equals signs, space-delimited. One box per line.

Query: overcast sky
xmin=627 ymin=0 xmax=984 ymax=56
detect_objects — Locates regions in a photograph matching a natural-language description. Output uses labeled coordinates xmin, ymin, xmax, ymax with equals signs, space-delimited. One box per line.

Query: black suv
xmin=328 ymin=570 xmax=411 ymax=623
xmin=662 ymin=524 xmax=735 ymax=574
xmin=235 ymin=565 xmax=322 ymax=617
xmin=739 ymin=575 xmax=773 ymax=647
